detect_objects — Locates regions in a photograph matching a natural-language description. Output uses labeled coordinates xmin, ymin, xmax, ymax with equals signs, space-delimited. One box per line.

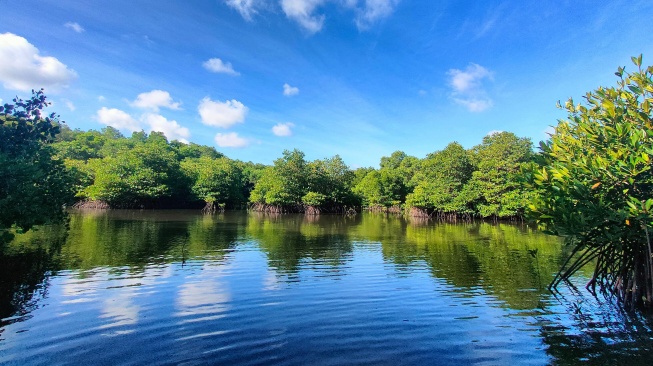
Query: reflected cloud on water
xmin=1 ymin=210 xmax=653 ymax=364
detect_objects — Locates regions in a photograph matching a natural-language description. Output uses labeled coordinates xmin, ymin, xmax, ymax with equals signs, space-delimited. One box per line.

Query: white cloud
xmin=449 ymin=63 xmax=492 ymax=93
xmin=447 ymin=63 xmax=493 ymax=112
xmin=281 ymin=0 xmax=326 ymax=34
xmin=0 ymin=33 xmax=77 ymax=92
xmin=215 ymin=132 xmax=250 ymax=148
xmin=203 ymin=58 xmax=239 ymax=76
xmin=486 ymin=130 xmax=503 ymax=136
xmin=64 ymin=22 xmax=84 ymax=33
xmin=351 ymin=0 xmax=399 ymax=29
xmin=97 ymin=107 xmax=191 ymax=142
xmin=283 ymin=83 xmax=299 ymax=96
xmin=143 ymin=113 xmax=191 ymax=143
xmin=131 ymin=90 xmax=181 ymax=111
xmin=226 ymin=0 xmax=260 ymax=21
xmin=96 ymin=107 xmax=141 ymax=132
xmin=98 ymin=95 xmax=106 ymax=101
xmin=198 ymin=97 xmax=248 ymax=128
xmin=272 ymin=122 xmax=294 ymax=136
xmin=228 ymin=0 xmax=398 ymax=33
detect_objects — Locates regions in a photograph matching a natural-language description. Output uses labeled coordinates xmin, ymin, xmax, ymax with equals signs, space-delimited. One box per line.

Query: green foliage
xmin=181 ymin=156 xmax=244 ymax=207
xmin=0 ymin=90 xmax=73 ymax=231
xmin=406 ymin=142 xmax=473 ymax=213
xmin=353 ymin=170 xmax=386 ymax=207
xmin=526 ymin=57 xmax=653 ymax=309
xmin=250 ymin=149 xmax=309 ymax=207
xmin=354 ymin=151 xmax=417 ymax=208
xmin=172 ymin=141 xmax=223 ymax=160
xmin=82 ymin=132 xmax=189 ymax=207
xmin=249 ymin=150 xmax=358 ymax=211
xmin=302 ymin=191 xmax=327 ymax=206
xmin=53 ymin=126 xmax=110 ymax=160
xmin=464 ymin=132 xmax=533 ymax=218
xmin=351 ymin=167 xmax=375 ymax=188
xmin=307 ymin=155 xmax=359 ymax=207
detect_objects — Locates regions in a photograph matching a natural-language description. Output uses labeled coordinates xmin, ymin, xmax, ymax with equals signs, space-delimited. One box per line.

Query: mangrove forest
xmin=3 ymin=57 xmax=653 ymax=314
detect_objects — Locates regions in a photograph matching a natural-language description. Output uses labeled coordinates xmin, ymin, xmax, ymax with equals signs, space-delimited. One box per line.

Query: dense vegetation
xmin=527 ymin=56 xmax=653 ymax=309
xmin=45 ymin=118 xmax=534 ymax=219
xmin=52 ymin=126 xmax=264 ymax=210
xmin=249 ymin=149 xmax=359 ymax=214
xmin=0 ymin=89 xmax=534 ymax=224
xmin=0 ymin=90 xmax=73 ymax=238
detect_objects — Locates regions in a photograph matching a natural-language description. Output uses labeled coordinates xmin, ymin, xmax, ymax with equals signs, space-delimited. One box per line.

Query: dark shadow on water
xmin=0 ymin=225 xmax=68 ymax=327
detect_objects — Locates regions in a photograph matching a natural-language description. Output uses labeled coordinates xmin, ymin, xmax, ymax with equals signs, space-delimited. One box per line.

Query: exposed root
xmin=72 ymin=200 xmax=110 ymax=209
xmin=551 ymin=225 xmax=653 ymax=310
xmin=249 ymin=202 xmax=359 ymax=216
xmin=201 ymin=201 xmax=225 ymax=214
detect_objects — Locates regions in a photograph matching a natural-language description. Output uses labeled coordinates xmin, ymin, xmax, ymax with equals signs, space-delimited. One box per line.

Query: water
xmin=1 ymin=210 xmax=653 ymax=365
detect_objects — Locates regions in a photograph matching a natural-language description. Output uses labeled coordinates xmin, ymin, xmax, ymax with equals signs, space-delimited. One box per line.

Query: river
xmin=1 ymin=210 xmax=652 ymax=365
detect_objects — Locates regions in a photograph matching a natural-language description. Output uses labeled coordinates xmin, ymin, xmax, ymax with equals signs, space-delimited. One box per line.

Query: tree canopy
xmin=0 ymin=90 xmax=73 ymax=232
xmin=3 ymin=93 xmax=538 ymax=222
xmin=527 ymin=56 xmax=653 ymax=309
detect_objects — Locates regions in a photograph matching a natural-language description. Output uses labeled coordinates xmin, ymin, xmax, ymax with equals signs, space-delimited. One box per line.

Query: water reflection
xmin=247 ymin=213 xmax=355 ymax=274
xmin=0 ymin=225 xmax=67 ymax=323
xmin=1 ymin=210 xmax=653 ymax=364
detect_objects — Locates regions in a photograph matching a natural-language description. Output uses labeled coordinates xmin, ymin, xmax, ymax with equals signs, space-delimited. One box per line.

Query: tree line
xmin=46 ymin=121 xmax=534 ymax=219
xmin=0 ymin=91 xmax=534 ymax=222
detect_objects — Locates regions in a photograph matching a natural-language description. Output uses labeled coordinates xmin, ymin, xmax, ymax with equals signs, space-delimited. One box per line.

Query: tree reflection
xmin=247 ymin=213 xmax=356 ymax=274
xmin=0 ymin=225 xmax=67 ymax=324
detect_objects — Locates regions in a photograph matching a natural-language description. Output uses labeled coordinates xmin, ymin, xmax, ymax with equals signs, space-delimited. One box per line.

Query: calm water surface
xmin=1 ymin=210 xmax=653 ymax=365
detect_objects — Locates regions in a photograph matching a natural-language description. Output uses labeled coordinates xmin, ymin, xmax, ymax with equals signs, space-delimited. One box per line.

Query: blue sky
xmin=1 ymin=0 xmax=652 ymax=167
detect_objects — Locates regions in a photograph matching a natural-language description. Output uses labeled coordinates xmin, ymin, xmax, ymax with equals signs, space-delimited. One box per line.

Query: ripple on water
xmin=4 ymin=212 xmax=653 ymax=365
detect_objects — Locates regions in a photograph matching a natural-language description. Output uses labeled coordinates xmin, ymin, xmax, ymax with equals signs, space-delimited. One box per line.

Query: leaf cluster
xmin=0 ymin=90 xmax=74 ymax=231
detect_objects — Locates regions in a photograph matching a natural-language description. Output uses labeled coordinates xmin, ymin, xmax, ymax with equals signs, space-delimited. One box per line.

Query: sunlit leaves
xmin=526 ymin=56 xmax=653 ymax=308
xmin=0 ymin=90 xmax=73 ymax=230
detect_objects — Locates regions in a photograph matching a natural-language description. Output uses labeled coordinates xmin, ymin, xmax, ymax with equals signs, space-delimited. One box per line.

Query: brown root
xmin=72 ymin=200 xmax=110 ymax=209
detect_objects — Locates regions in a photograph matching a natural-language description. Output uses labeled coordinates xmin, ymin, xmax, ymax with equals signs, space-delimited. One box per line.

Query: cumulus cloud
xmin=131 ymin=90 xmax=181 ymax=111
xmin=215 ymin=132 xmax=250 ymax=148
xmin=272 ymin=122 xmax=294 ymax=136
xmin=447 ymin=63 xmax=494 ymax=112
xmin=281 ymin=0 xmax=326 ymax=34
xmin=486 ymin=130 xmax=503 ymax=136
xmin=96 ymin=107 xmax=141 ymax=132
xmin=203 ymin=58 xmax=240 ymax=76
xmin=198 ymin=97 xmax=248 ymax=128
xmin=226 ymin=0 xmax=260 ymax=21
xmin=96 ymin=107 xmax=191 ymax=142
xmin=0 ymin=33 xmax=77 ymax=91
xmin=143 ymin=113 xmax=191 ymax=143
xmin=283 ymin=83 xmax=299 ymax=96
xmin=64 ymin=22 xmax=84 ymax=33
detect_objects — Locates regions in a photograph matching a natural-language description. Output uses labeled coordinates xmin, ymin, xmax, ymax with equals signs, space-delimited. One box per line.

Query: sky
xmin=1 ymin=0 xmax=652 ymax=168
